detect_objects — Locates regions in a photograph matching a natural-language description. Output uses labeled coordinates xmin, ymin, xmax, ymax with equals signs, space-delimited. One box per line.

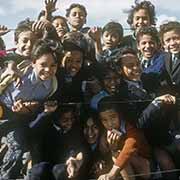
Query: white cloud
xmin=157 ymin=14 xmax=178 ymax=27
xmin=9 ymin=0 xmax=43 ymax=12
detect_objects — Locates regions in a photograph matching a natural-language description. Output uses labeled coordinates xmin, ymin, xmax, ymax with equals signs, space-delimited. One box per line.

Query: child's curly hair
xmin=136 ymin=26 xmax=160 ymax=45
xmin=14 ymin=18 xmax=34 ymax=43
xmin=127 ymin=0 xmax=156 ymax=28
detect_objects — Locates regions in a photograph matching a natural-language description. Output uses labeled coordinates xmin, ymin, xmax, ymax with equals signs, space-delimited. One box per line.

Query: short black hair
xmin=102 ymin=21 xmax=124 ymax=40
xmin=98 ymin=96 xmax=120 ymax=113
xmin=31 ymin=39 xmax=63 ymax=63
xmin=127 ymin=0 xmax=156 ymax=28
xmin=66 ymin=3 xmax=87 ymax=17
xmin=14 ymin=18 xmax=34 ymax=43
xmin=115 ymin=47 xmax=138 ymax=69
xmin=159 ymin=21 xmax=180 ymax=44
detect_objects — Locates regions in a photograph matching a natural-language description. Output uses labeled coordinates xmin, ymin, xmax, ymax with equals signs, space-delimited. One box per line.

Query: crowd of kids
xmin=0 ymin=0 xmax=179 ymax=179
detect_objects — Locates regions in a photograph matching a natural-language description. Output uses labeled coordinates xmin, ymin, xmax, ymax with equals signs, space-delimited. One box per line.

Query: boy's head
xmin=83 ymin=110 xmax=100 ymax=144
xmin=56 ymin=105 xmax=77 ymax=132
xmin=116 ymin=48 xmax=141 ymax=81
xmin=127 ymin=1 xmax=156 ymax=32
xmin=31 ymin=39 xmax=62 ymax=81
xmin=66 ymin=3 xmax=87 ymax=31
xmin=136 ymin=26 xmax=160 ymax=59
xmin=102 ymin=21 xmax=123 ymax=49
xmin=159 ymin=21 xmax=180 ymax=54
xmin=52 ymin=16 xmax=69 ymax=39
xmin=98 ymin=97 xmax=121 ymax=130
xmin=14 ymin=18 xmax=36 ymax=57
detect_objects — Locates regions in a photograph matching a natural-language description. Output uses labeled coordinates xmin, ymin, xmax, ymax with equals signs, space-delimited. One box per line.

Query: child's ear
xmin=31 ymin=60 xmax=36 ymax=67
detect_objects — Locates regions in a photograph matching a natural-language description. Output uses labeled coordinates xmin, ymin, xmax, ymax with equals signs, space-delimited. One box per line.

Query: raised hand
xmin=88 ymin=27 xmax=102 ymax=42
xmin=0 ymin=25 xmax=10 ymax=36
xmin=45 ymin=0 xmax=57 ymax=14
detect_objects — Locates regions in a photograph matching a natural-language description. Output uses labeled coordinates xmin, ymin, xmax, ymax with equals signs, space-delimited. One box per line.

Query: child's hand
xmin=45 ymin=0 xmax=57 ymax=14
xmin=12 ymin=99 xmax=29 ymax=113
xmin=97 ymin=165 xmax=120 ymax=180
xmin=0 ymin=25 xmax=10 ymax=36
xmin=66 ymin=152 xmax=83 ymax=178
xmin=88 ymin=27 xmax=102 ymax=42
xmin=155 ymin=94 xmax=176 ymax=105
xmin=44 ymin=100 xmax=58 ymax=113
xmin=32 ymin=20 xmax=52 ymax=34
xmin=107 ymin=130 xmax=121 ymax=146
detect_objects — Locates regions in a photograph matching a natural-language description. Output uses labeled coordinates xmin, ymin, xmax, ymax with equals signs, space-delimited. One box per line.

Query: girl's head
xmin=101 ymin=66 xmax=121 ymax=95
xmin=102 ymin=21 xmax=123 ymax=49
xmin=136 ymin=26 xmax=160 ymax=59
xmin=15 ymin=18 xmax=36 ymax=57
xmin=62 ymin=32 xmax=87 ymax=76
xmin=52 ymin=16 xmax=69 ymax=39
xmin=31 ymin=39 xmax=62 ymax=80
xmin=159 ymin=21 xmax=180 ymax=54
xmin=83 ymin=110 xmax=101 ymax=145
xmin=62 ymin=50 xmax=83 ymax=77
xmin=115 ymin=48 xmax=141 ymax=81
xmin=66 ymin=3 xmax=87 ymax=31
xmin=98 ymin=97 xmax=122 ymax=130
xmin=127 ymin=1 xmax=156 ymax=32
xmin=56 ymin=105 xmax=77 ymax=132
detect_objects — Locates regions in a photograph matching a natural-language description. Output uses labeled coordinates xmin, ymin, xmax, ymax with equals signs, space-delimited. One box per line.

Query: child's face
xmin=132 ymin=9 xmax=151 ymax=32
xmin=103 ymin=72 xmax=120 ymax=95
xmin=102 ymin=31 xmax=120 ymax=49
xmin=63 ymin=50 xmax=83 ymax=76
xmin=163 ymin=30 xmax=180 ymax=54
xmin=59 ymin=111 xmax=75 ymax=132
xmin=67 ymin=7 xmax=86 ymax=30
xmin=52 ymin=18 xmax=69 ymax=39
xmin=120 ymin=54 xmax=141 ymax=81
xmin=100 ymin=109 xmax=120 ymax=130
xmin=137 ymin=34 xmax=158 ymax=59
xmin=32 ymin=53 xmax=57 ymax=81
xmin=16 ymin=30 xmax=36 ymax=57
xmin=84 ymin=118 xmax=99 ymax=144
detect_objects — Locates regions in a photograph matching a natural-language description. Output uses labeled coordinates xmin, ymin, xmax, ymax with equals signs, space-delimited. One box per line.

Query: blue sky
xmin=1 ymin=0 xmax=180 ymax=48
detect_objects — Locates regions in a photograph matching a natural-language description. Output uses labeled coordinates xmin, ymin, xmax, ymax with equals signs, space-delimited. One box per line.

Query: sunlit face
xmin=121 ymin=54 xmax=141 ymax=81
xmin=16 ymin=31 xmax=36 ymax=57
xmin=32 ymin=53 xmax=57 ymax=81
xmin=84 ymin=118 xmax=99 ymax=144
xmin=163 ymin=30 xmax=180 ymax=54
xmin=132 ymin=9 xmax=151 ymax=32
xmin=64 ymin=50 xmax=83 ymax=76
xmin=52 ymin=18 xmax=69 ymax=39
xmin=102 ymin=31 xmax=120 ymax=49
xmin=137 ymin=34 xmax=158 ymax=59
xmin=103 ymin=72 xmax=121 ymax=95
xmin=67 ymin=7 xmax=86 ymax=30
xmin=100 ymin=109 xmax=120 ymax=130
xmin=59 ymin=111 xmax=75 ymax=132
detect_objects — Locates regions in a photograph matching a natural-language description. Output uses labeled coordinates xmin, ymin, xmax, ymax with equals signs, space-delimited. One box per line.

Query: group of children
xmin=0 ymin=0 xmax=179 ymax=179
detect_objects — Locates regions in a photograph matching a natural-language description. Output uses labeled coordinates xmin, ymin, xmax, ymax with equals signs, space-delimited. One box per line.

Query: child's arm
xmin=44 ymin=0 xmax=57 ymax=21
xmin=138 ymin=94 xmax=176 ymax=128
xmin=88 ymin=27 xmax=103 ymax=55
xmin=98 ymin=124 xmax=138 ymax=180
